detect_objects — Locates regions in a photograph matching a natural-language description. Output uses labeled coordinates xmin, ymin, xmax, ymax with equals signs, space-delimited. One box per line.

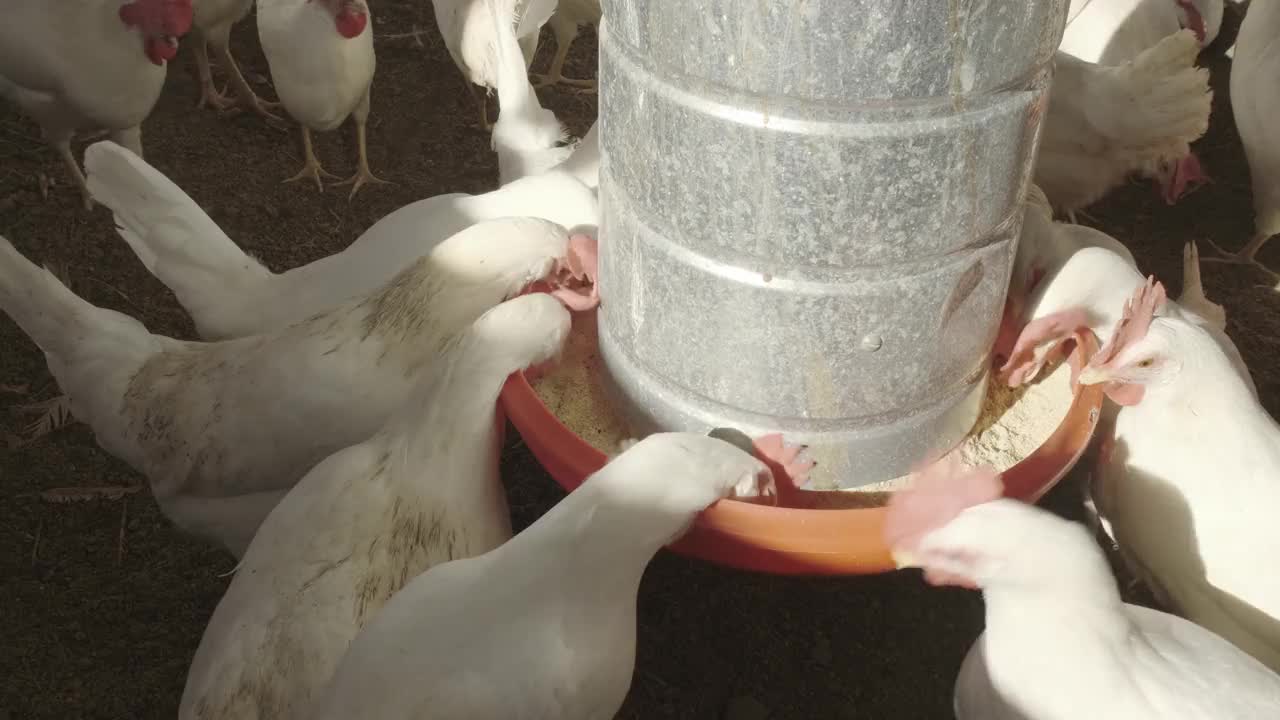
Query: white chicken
xmin=1205 ymin=0 xmax=1280 ymax=278
xmin=180 ymin=292 xmax=571 ymax=719
xmin=1074 ymin=279 xmax=1280 ymax=672
xmin=257 ymin=0 xmax=383 ymax=195
xmin=187 ymin=0 xmax=281 ymax=120
xmin=533 ymin=0 xmax=601 ymax=90
xmin=488 ymin=0 xmax=572 ymax=184
xmin=84 ymin=139 xmax=599 ymax=339
xmin=1001 ymin=236 xmax=1252 ymax=395
xmin=0 ymin=218 xmax=596 ymax=556
xmin=432 ymin=0 xmax=558 ymax=130
xmin=0 ymin=0 xmax=193 ymax=209
xmin=306 ymin=432 xmax=778 ymax=720
xmin=1060 ymin=0 xmax=1222 ymax=64
xmin=883 ymin=456 xmax=1280 ymax=719
xmin=1037 ymin=30 xmax=1212 ymax=219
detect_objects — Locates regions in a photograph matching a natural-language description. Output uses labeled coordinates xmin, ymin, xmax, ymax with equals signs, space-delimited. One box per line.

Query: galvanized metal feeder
xmin=502 ymin=0 xmax=1098 ymax=575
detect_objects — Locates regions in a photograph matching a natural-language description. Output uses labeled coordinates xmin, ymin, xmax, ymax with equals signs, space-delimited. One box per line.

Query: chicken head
xmin=883 ymin=454 xmax=1004 ymax=589
xmin=1076 ymin=277 xmax=1169 ymax=406
xmin=119 ymin=0 xmax=194 ymax=65
xmin=997 ymin=307 xmax=1090 ymax=387
xmin=522 ymin=233 xmax=600 ymax=312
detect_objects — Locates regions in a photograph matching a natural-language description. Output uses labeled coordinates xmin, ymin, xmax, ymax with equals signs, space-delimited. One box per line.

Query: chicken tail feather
xmin=84 ymin=140 xmax=272 ymax=339
xmin=0 ymin=235 xmax=154 ymax=389
xmin=488 ymin=0 xmax=572 ymax=184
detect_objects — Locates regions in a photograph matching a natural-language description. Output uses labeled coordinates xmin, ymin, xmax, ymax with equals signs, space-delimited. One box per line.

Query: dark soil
xmin=2 ymin=4 xmax=1278 ymax=719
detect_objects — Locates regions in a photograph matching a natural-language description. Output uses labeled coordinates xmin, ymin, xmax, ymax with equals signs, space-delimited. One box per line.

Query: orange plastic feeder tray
xmin=500 ymin=335 xmax=1103 ymax=576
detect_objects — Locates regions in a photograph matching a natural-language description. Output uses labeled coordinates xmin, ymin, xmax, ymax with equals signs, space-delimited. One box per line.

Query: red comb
xmin=883 ymin=454 xmax=1004 ymax=554
xmin=1090 ymin=276 xmax=1166 ymax=369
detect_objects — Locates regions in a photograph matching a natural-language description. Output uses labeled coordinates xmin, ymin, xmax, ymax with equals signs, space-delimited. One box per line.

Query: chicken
xmin=187 ymin=0 xmax=281 ymax=120
xmin=257 ymin=0 xmax=384 ymax=195
xmin=1060 ymin=0 xmax=1220 ymax=64
xmin=0 ymin=0 xmax=193 ymax=209
xmin=884 ymin=456 xmax=1280 ymax=719
xmin=180 ymin=293 xmax=572 ymax=719
xmin=305 ymin=432 xmax=779 ymax=720
xmin=0 ymin=221 xmax=597 ymax=555
xmin=1075 ymin=279 xmax=1280 ymax=672
xmin=1204 ymin=0 xmax=1280 ymax=278
xmin=1001 ymin=239 xmax=1252 ymax=394
xmin=533 ymin=0 xmax=600 ymax=91
xmin=84 ymin=139 xmax=598 ymax=339
xmin=488 ymin=0 xmax=572 ymax=185
xmin=432 ymin=0 xmax=558 ymax=130
xmin=1004 ymin=184 xmax=1136 ymax=334
xmin=1036 ymin=30 xmax=1212 ymax=220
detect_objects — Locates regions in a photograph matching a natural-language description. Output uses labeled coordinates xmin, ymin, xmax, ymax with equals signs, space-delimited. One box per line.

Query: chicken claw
xmin=284 ymin=127 xmax=339 ymax=192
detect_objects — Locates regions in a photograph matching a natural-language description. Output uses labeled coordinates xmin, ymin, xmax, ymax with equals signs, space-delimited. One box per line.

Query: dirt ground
xmin=2 ymin=4 xmax=1278 ymax=719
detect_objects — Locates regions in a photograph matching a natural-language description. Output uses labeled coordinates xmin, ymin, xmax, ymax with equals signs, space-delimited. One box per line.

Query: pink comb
xmin=541 ymin=233 xmax=600 ymax=312
xmin=997 ymin=307 xmax=1090 ymax=387
xmin=883 ymin=454 xmax=1003 ymax=556
xmin=1089 ymin=276 xmax=1166 ymax=369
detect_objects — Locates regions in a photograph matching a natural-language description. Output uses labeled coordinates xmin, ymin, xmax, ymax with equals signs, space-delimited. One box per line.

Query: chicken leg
xmin=533 ymin=18 xmax=597 ymax=92
xmin=215 ymin=42 xmax=286 ymax=124
xmin=333 ymin=94 xmax=389 ymax=199
xmin=468 ymin=84 xmax=494 ymax=131
xmin=284 ymin=126 xmax=339 ymax=191
xmin=191 ymin=32 xmax=232 ymax=111
xmin=52 ymin=136 xmax=93 ymax=211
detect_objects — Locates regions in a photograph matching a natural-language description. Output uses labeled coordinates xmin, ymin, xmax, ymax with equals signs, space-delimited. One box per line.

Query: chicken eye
xmin=1137 ymin=359 xmax=1154 ymax=368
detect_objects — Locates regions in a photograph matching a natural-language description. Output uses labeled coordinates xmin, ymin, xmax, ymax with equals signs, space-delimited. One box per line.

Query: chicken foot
xmin=284 ymin=126 xmax=339 ymax=192
xmin=190 ymin=31 xmax=285 ymax=125
xmin=52 ymin=137 xmax=93 ymax=211
xmin=333 ymin=102 xmax=390 ymax=200
xmin=532 ymin=22 xmax=597 ymax=92
xmin=1201 ymin=232 xmax=1279 ymax=282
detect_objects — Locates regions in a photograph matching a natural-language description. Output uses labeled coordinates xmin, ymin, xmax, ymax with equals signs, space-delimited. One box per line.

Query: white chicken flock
xmin=2 ymin=0 xmax=1280 ymax=717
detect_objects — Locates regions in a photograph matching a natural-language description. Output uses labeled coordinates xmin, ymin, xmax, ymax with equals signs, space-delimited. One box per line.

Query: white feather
xmin=0 ymin=219 xmax=577 ymax=556
xmin=84 ymin=141 xmax=598 ymax=339
xmin=903 ymin=499 xmax=1280 ymax=718
xmin=1230 ymin=0 xmax=1280 ymax=243
xmin=488 ymin=0 xmax=572 ymax=184
xmin=180 ymin=293 xmax=572 ymax=719
xmin=257 ymin=0 xmax=376 ymax=132
xmin=306 ymin=432 xmax=774 ymax=719
xmin=1036 ymin=30 xmax=1212 ymax=214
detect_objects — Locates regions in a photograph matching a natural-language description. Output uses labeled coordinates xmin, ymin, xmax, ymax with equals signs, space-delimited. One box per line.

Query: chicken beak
xmin=891 ymin=549 xmax=920 ymax=570
xmin=1075 ymin=365 xmax=1110 ymax=386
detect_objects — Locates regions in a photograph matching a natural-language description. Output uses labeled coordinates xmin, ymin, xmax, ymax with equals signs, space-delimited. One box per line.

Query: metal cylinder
xmin=597 ymin=0 xmax=1069 ymax=489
